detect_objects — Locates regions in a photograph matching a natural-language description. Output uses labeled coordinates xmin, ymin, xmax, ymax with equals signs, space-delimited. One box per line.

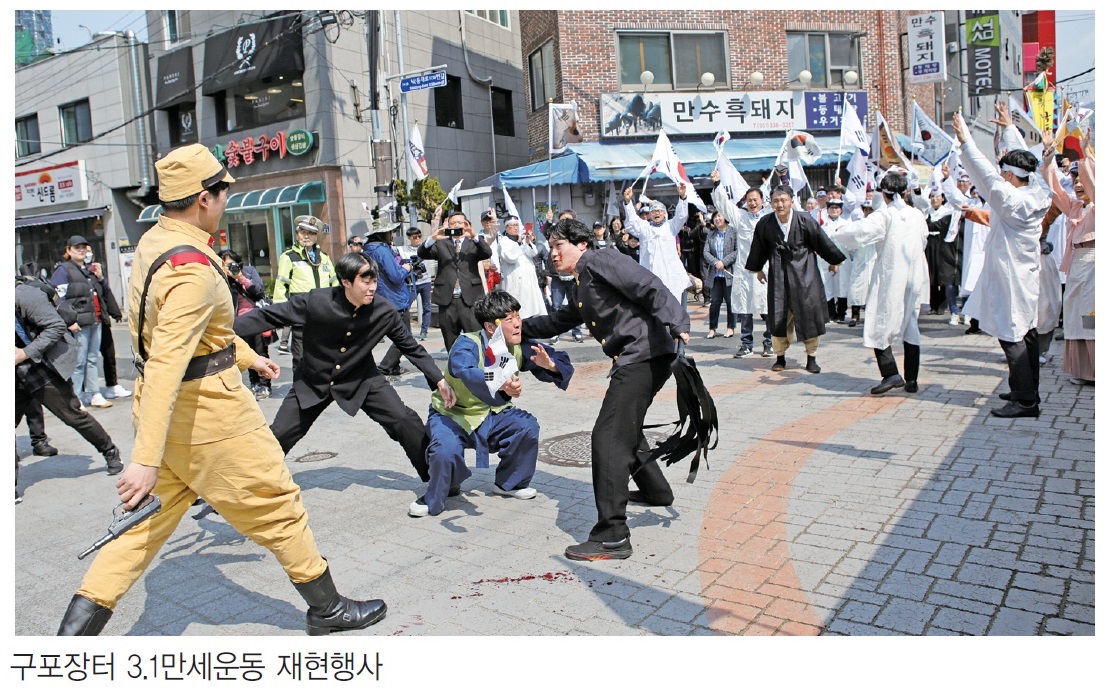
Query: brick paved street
xmin=14 ymin=305 xmax=1094 ymax=638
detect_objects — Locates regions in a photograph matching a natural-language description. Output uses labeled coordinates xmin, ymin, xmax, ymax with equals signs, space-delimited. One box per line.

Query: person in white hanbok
xmin=496 ymin=217 xmax=548 ymax=319
xmin=710 ymin=173 xmax=771 ymax=356
xmin=820 ymin=200 xmax=851 ymax=321
xmin=941 ymin=167 xmax=990 ymax=333
xmin=1036 ymin=205 xmax=1064 ymax=361
xmin=953 ymin=107 xmax=1051 ymax=418
xmin=621 ymin=184 xmax=692 ymax=303
xmin=829 ymin=171 xmax=928 ymax=394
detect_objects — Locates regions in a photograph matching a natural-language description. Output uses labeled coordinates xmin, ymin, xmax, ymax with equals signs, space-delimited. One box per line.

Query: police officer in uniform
xmin=273 ymin=214 xmax=338 ymax=371
xmin=57 ymin=144 xmax=385 ymax=636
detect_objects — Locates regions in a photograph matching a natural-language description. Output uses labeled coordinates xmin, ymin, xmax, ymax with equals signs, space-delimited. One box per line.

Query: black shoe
xmin=565 ymin=538 xmax=633 ymax=561
xmin=806 ymin=356 xmax=821 ymax=374
xmin=762 ymin=343 xmax=774 ymax=357
xmin=293 ymin=567 xmax=387 ymax=636
xmin=628 ymin=490 xmax=673 ymax=507
xmin=103 ymin=446 xmax=124 ymax=476
xmin=964 ymin=326 xmax=983 ymax=335
xmin=573 ymin=334 xmax=584 ymax=343
xmin=33 ymin=442 xmax=59 ymax=457
xmin=448 ymin=485 xmax=462 ymax=497
xmin=57 ymin=595 xmax=113 ymax=636
xmin=990 ymin=401 xmax=1041 ymax=419
xmin=733 ymin=346 xmax=753 ymax=358
xmin=771 ymin=356 xmax=787 ymax=371
xmin=999 ymin=391 xmax=1012 ymax=401
xmin=848 ymin=318 xmax=858 ymax=327
xmin=870 ymin=374 xmax=905 ymax=395
xmin=276 ymin=343 xmax=290 ymax=354
xmin=904 ymin=381 xmax=918 ymax=393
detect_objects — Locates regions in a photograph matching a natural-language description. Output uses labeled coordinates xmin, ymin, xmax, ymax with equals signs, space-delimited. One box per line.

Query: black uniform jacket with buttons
xmin=234 ymin=286 xmax=444 ymax=415
xmin=521 ymin=247 xmax=691 ymax=376
xmin=417 ymin=236 xmax=492 ymax=306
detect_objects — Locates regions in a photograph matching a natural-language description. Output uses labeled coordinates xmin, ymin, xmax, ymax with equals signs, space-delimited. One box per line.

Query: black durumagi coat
xmin=745 ymin=210 xmax=846 ymax=341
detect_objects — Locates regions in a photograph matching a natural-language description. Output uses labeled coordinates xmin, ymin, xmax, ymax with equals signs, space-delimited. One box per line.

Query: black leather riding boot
xmin=292 ymin=566 xmax=387 ymax=636
xmin=57 ymin=594 xmax=112 ymax=636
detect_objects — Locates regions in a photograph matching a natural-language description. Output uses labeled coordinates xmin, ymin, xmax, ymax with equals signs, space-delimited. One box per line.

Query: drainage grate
xmin=295 ymin=451 xmax=338 ymax=463
xmin=538 ymin=430 xmax=668 ymax=468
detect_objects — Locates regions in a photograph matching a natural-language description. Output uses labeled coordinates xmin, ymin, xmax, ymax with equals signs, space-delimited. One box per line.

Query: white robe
xmin=942 ymin=177 xmax=990 ymax=293
xmin=819 ymin=217 xmax=851 ymax=299
xmin=624 ymin=198 xmax=690 ymax=301
xmin=829 ymin=201 xmax=928 ymax=349
xmin=711 ymin=186 xmax=767 ymax=315
xmin=496 ymin=234 xmax=547 ymax=319
xmin=957 ymin=140 xmax=1052 ymax=343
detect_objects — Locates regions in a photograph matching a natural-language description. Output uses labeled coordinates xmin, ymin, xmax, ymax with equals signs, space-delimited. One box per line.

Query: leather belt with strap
xmin=1075 ymin=240 xmax=1095 ymax=249
xmin=135 ymin=343 xmax=236 ymax=381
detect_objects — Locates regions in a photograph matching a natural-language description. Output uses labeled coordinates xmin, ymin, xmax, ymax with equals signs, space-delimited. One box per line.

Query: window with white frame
xmin=617 ymin=32 xmax=728 ymax=91
xmin=466 ymin=10 xmax=509 ymax=29
xmin=786 ymin=32 xmax=863 ymax=89
xmin=528 ymin=42 xmax=556 ymax=111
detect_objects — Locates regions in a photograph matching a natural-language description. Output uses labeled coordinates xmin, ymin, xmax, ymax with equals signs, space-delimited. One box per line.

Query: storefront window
xmin=167 ymin=103 xmax=198 ymax=145
xmin=214 ymin=74 xmax=306 ymax=135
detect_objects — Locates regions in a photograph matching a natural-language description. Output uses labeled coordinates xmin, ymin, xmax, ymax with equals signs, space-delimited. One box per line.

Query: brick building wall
xmin=521 ymin=10 xmax=928 ymax=159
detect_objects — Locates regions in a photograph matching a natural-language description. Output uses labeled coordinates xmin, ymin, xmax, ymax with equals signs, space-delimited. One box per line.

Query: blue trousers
xmin=71 ymin=323 xmax=102 ymax=399
xmin=424 ymin=407 xmax=539 ymax=515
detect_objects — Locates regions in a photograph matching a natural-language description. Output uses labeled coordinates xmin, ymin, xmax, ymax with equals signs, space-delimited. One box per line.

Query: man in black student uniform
xmin=522 ymin=218 xmax=691 ymax=561
xmin=234 ymin=253 xmax=456 ymax=480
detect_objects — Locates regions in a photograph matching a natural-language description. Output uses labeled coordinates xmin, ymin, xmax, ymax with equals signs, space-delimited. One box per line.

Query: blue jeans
xmin=71 ymin=323 xmax=102 ymax=399
xmin=737 ymin=313 xmax=771 ymax=350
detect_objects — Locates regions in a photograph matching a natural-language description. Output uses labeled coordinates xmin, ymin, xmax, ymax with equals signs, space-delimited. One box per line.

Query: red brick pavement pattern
xmin=698 ymin=395 xmax=906 ymax=635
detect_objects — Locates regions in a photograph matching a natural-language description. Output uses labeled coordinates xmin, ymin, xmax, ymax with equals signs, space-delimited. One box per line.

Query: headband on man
xmin=1002 ymin=163 xmax=1032 ymax=178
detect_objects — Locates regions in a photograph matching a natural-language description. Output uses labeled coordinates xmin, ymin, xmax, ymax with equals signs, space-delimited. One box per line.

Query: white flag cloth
xmin=774 ymin=134 xmax=810 ymax=198
xmin=501 ymin=185 xmax=520 ymax=220
xmin=637 ymin=130 xmax=707 ymax=212
xmin=910 ymin=101 xmax=956 ymax=166
xmin=482 ymin=324 xmax=519 ymax=397
xmin=714 ymin=151 xmax=749 ymax=204
xmin=606 ymin=180 xmax=621 ymax=217
xmin=839 ymin=100 xmax=869 ymax=152
xmin=870 ymin=110 xmax=914 ymax=173
xmin=1008 ymin=96 xmax=1045 ymax=159
xmin=785 ymin=131 xmax=822 ymax=164
xmin=549 ymin=100 xmax=584 ymax=154
xmin=843 ymin=147 xmax=869 ymax=219
xmin=446 ymin=179 xmax=464 ymax=204
xmin=713 ymin=130 xmax=731 ymax=151
xmin=406 ymin=124 xmax=429 ymax=181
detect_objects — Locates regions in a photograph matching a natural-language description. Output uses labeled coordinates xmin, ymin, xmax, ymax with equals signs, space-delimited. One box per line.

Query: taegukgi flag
xmin=549 ymin=100 xmax=584 ymax=154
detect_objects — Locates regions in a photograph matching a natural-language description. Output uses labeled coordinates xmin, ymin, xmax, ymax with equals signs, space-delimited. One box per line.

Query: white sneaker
xmin=492 ymin=485 xmax=537 ymax=500
xmin=408 ymin=498 xmax=430 ymax=517
xmin=89 ymin=393 xmax=113 ymax=408
xmin=106 ymin=385 xmax=132 ymax=398
xmin=949 ymin=314 xmax=960 ymax=326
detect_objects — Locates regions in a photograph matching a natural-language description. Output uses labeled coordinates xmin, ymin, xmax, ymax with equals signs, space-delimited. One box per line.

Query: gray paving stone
xmin=873 ymin=599 xmax=936 ymax=635
xmin=987 ymin=607 xmax=1044 ymax=635
xmin=836 ymin=601 xmax=881 ymax=624
xmin=932 ymin=607 xmax=991 ymax=635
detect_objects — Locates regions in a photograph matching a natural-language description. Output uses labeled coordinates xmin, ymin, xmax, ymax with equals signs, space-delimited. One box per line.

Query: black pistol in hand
xmin=78 ymin=495 xmax=162 ymax=560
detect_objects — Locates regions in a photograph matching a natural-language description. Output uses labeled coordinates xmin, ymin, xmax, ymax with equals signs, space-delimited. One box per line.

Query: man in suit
xmin=234 ymin=253 xmax=454 ymax=480
xmin=745 ymin=185 xmax=847 ymax=375
xmin=418 ymin=210 xmax=492 ymax=352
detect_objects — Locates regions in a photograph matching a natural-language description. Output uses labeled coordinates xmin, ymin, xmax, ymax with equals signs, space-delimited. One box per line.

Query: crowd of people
xmin=15 ymin=104 xmax=1094 ymax=633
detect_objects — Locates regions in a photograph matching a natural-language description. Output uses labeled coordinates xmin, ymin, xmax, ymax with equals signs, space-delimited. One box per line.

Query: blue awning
xmin=484 ymin=136 xmax=867 ymax=190
xmin=225 ymin=181 xmax=326 ymax=211
xmin=480 ymin=154 xmax=591 ymax=189
xmin=137 ymin=204 xmax=163 ymax=223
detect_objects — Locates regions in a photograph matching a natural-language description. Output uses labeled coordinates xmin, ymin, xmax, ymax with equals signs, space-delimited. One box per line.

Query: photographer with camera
xmin=399 ymin=228 xmax=434 ymax=341
xmin=218 ymin=249 xmax=273 ymax=399
xmin=364 ymin=220 xmax=414 ymax=376
xmin=419 ymin=207 xmax=492 ymax=352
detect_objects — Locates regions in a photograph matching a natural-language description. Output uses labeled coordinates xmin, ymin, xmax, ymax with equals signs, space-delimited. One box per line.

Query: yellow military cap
xmin=295 ymin=215 xmax=323 ymax=233
xmin=155 ymin=143 xmax=235 ymax=202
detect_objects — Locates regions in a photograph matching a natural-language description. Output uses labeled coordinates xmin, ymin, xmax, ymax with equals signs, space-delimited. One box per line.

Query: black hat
xmin=480 ymin=210 xmax=497 ymax=222
xmin=593 ymin=221 xmax=605 ymax=229
xmin=66 ymin=235 xmax=89 ymax=247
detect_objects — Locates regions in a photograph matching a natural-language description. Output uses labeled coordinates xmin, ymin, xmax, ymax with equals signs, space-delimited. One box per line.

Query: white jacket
xmin=623 ymin=197 xmax=690 ymax=301
xmin=711 ymin=186 xmax=767 ymax=315
xmin=496 ymin=234 xmax=547 ymax=319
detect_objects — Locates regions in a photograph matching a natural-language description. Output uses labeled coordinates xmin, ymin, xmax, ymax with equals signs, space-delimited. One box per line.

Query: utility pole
xmin=394 ymin=10 xmax=418 ymax=225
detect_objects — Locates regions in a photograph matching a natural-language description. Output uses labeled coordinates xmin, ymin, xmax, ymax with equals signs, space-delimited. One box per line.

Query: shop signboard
xmin=600 ymin=90 xmax=868 ymax=138
xmin=907 ymin=11 xmax=947 ymax=84
xmin=286 ymin=129 xmax=315 ymax=156
xmin=211 ymin=129 xmax=317 ymax=168
xmin=15 ymin=160 xmax=89 ymax=211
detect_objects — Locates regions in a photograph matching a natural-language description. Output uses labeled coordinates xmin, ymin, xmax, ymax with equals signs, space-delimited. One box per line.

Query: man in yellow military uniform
xmin=273 ymin=214 xmax=338 ymax=371
xmin=57 ymin=143 xmax=386 ymax=636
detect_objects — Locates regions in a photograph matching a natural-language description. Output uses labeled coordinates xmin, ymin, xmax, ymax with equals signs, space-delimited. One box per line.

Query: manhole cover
xmin=538 ymin=430 xmax=668 ymax=468
xmin=295 ymin=451 xmax=337 ymax=463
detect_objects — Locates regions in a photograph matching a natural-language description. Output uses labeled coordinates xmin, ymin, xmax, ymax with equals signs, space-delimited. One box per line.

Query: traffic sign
xmin=400 ymin=70 xmax=447 ymax=93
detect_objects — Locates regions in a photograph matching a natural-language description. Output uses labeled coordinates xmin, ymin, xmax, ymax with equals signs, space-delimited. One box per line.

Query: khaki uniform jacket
xmin=127 ymin=216 xmax=264 ymax=466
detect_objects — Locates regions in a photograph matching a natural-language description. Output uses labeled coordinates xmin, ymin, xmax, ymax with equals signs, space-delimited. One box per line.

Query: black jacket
xmin=233 ymin=286 xmax=444 ymax=415
xmin=417 ymin=236 xmax=492 ymax=306
xmin=522 ymin=247 xmax=691 ymax=375
xmin=50 ymin=260 xmax=105 ymax=328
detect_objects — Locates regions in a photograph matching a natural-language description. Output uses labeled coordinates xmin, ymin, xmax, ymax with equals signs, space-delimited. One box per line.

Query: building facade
xmin=14 ymin=31 xmax=154 ymax=303
xmin=15 ymin=10 xmax=53 ymax=66
xmin=140 ymin=10 xmax=529 ymax=278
